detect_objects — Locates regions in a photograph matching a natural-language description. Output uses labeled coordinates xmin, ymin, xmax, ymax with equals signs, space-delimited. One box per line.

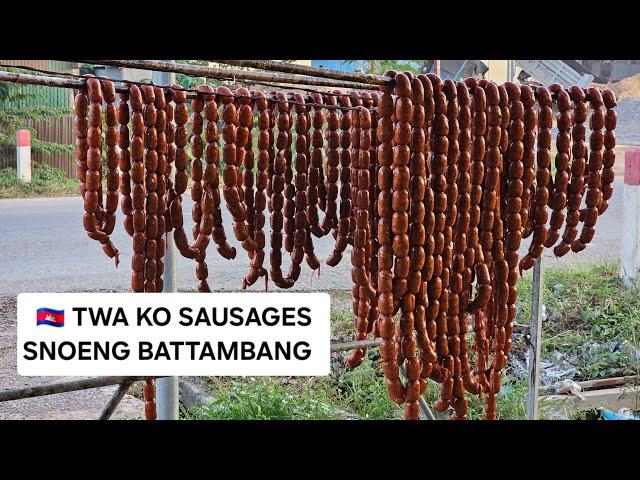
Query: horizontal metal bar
xmin=74 ymin=59 xmax=380 ymax=91
xmin=0 ymin=376 xmax=164 ymax=402
xmin=214 ymin=60 xmax=391 ymax=86
xmin=330 ymin=338 xmax=382 ymax=352
xmin=0 ymin=70 xmax=207 ymax=99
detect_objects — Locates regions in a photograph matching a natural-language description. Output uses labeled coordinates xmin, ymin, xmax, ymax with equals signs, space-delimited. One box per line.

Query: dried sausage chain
xmin=70 ymin=72 xmax=617 ymax=420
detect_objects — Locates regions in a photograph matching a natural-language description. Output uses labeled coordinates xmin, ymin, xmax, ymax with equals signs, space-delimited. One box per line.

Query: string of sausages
xmin=72 ymin=73 xmax=617 ymax=420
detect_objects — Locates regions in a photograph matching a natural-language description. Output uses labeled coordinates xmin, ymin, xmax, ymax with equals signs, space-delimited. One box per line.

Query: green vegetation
xmin=0 ymin=163 xmax=78 ymax=198
xmin=345 ymin=60 xmax=430 ymax=76
xmin=181 ymin=378 xmax=337 ymax=420
xmin=182 ymin=263 xmax=639 ymax=420
xmin=0 ymin=68 xmax=73 ymax=157
xmin=518 ymin=263 xmax=639 ymax=381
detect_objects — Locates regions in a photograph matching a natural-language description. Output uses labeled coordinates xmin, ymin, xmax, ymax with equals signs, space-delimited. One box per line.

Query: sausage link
xmin=553 ymin=86 xmax=588 ymax=258
xmin=269 ymin=92 xmax=296 ymax=288
xmin=242 ymin=91 xmax=270 ymax=288
xmin=376 ymin=71 xmax=406 ymax=406
xmin=152 ymin=86 xmax=168 ymax=292
xmin=598 ymin=89 xmax=617 ymax=215
xmin=423 ymin=73 xmax=449 ymax=386
xmin=572 ymin=88 xmax=606 ymax=252
xmin=141 ymin=84 xmax=158 ymax=293
xmin=543 ymin=85 xmax=572 ymax=249
xmin=433 ymin=78 xmax=461 ymax=414
xmin=143 ymin=378 xmax=157 ymax=420
xmin=78 ymin=76 xmax=120 ymax=267
xmin=167 ymin=83 xmax=198 ymax=262
xmin=326 ymin=91 xmax=352 ymax=266
xmin=519 ymin=85 xmax=538 ymax=241
xmin=519 ymin=86 xmax=552 ymax=270
xmin=218 ymin=86 xmax=256 ymax=255
xmin=347 ymin=101 xmax=376 ymax=368
xmin=452 ymin=80 xmax=481 ymax=410
xmin=118 ymin=90 xmax=134 ymax=237
xmin=305 ymin=92 xmax=330 ymax=237
xmin=483 ymin=85 xmax=509 ymax=419
xmin=500 ymin=82 xmax=525 ymax=365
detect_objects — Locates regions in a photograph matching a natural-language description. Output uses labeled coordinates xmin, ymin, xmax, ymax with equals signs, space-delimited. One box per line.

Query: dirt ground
xmin=0 ymin=297 xmax=144 ymax=420
xmin=602 ymin=74 xmax=640 ymax=101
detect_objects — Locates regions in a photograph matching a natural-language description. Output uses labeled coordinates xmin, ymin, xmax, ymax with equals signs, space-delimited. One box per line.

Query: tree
xmin=175 ymin=60 xmax=299 ymax=90
xmin=345 ymin=60 xmax=432 ymax=75
xmin=0 ymin=68 xmax=73 ymax=157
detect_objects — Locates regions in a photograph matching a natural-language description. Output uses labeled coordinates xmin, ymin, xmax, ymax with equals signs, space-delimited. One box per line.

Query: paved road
xmin=520 ymin=176 xmax=624 ymax=269
xmin=0 ymin=174 xmax=625 ymax=296
xmin=0 ymin=195 xmax=353 ymax=296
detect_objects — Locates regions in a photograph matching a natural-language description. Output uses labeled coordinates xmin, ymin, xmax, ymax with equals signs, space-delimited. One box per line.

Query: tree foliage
xmin=0 ymin=68 xmax=73 ymax=156
xmin=174 ymin=60 xmax=298 ymax=90
xmin=345 ymin=60 xmax=432 ymax=75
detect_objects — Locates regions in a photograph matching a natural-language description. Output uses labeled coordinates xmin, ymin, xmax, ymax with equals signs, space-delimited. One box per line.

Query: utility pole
xmin=152 ymin=65 xmax=179 ymax=420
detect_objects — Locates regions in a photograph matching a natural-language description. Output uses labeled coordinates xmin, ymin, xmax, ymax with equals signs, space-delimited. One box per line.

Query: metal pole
xmin=0 ymin=376 xmax=165 ymax=402
xmin=527 ymin=255 xmax=544 ymax=419
xmin=153 ymin=65 xmax=180 ymax=421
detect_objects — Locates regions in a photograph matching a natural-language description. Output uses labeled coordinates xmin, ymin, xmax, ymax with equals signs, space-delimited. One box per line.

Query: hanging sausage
xmin=67 ymin=72 xmax=618 ymax=421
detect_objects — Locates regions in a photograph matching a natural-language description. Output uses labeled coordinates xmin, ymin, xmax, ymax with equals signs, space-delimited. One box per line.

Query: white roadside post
xmin=620 ymin=147 xmax=640 ymax=287
xmin=16 ymin=129 xmax=31 ymax=182
xmin=153 ymin=67 xmax=179 ymax=420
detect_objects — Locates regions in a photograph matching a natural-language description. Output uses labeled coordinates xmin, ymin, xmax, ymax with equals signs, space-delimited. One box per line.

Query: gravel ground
xmin=0 ymin=296 xmax=144 ymax=420
xmin=613 ymin=97 xmax=640 ymax=146
xmin=551 ymin=97 xmax=640 ymax=146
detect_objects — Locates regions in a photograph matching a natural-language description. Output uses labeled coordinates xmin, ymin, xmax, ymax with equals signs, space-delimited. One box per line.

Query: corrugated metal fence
xmin=0 ymin=60 xmax=76 ymax=178
xmin=0 ymin=116 xmax=75 ymax=177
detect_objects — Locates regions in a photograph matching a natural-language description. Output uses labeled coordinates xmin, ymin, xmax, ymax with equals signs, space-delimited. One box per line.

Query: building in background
xmin=579 ymin=60 xmax=640 ymax=83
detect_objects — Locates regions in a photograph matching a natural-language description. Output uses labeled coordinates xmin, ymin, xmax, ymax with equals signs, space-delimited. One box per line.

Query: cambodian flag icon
xmin=36 ymin=308 xmax=65 ymax=327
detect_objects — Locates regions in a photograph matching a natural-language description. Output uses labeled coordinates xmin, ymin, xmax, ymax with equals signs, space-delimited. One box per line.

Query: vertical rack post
xmin=526 ymin=255 xmax=544 ymax=419
xmin=153 ymin=66 xmax=179 ymax=420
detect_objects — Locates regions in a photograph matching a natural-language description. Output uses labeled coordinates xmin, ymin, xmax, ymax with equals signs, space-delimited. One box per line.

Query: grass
xmin=182 ymin=356 xmax=529 ymax=421
xmin=0 ymin=163 xmax=78 ymax=198
xmin=518 ymin=263 xmax=640 ymax=381
xmin=181 ymin=377 xmax=337 ymax=420
xmin=182 ymin=262 xmax=639 ymax=420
